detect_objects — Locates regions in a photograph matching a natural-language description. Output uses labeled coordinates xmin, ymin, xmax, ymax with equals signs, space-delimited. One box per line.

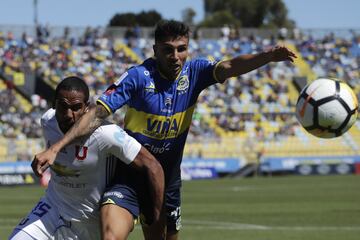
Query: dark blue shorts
xmin=101 ymin=184 xmax=182 ymax=232
xmin=101 ymin=184 xmax=140 ymax=218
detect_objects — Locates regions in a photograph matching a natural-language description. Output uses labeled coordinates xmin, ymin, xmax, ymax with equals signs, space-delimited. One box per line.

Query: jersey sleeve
xmin=97 ymin=68 xmax=139 ymax=113
xmin=94 ymin=124 xmax=141 ymax=165
xmin=40 ymin=118 xmax=49 ymax=149
xmin=191 ymin=58 xmax=222 ymax=90
xmin=40 ymin=109 xmax=55 ymax=149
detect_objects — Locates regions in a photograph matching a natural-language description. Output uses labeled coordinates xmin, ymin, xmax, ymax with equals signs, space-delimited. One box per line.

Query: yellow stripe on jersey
xmin=97 ymin=99 xmax=113 ymax=114
xmin=213 ymin=60 xmax=225 ymax=83
xmin=125 ymin=105 xmax=196 ymax=140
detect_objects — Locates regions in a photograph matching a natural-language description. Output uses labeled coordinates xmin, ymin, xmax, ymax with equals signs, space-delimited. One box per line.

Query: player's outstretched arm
xmin=32 ymin=104 xmax=110 ymax=176
xmin=215 ymin=45 xmax=297 ymax=83
xmin=130 ymin=146 xmax=165 ymax=224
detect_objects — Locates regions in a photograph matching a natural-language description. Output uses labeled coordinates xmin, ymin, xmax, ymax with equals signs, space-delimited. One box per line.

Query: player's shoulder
xmin=114 ymin=58 xmax=155 ymax=86
xmin=96 ymin=121 xmax=121 ymax=132
xmin=41 ymin=108 xmax=55 ymax=121
xmin=127 ymin=58 xmax=156 ymax=76
xmin=41 ymin=108 xmax=56 ymax=127
xmin=94 ymin=121 xmax=126 ymax=138
xmin=188 ymin=58 xmax=217 ymax=67
xmin=139 ymin=57 xmax=156 ymax=69
xmin=134 ymin=57 xmax=156 ymax=78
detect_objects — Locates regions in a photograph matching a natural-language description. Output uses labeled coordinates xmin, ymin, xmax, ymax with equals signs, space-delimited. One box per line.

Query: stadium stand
xmin=0 ymin=26 xmax=359 ymax=170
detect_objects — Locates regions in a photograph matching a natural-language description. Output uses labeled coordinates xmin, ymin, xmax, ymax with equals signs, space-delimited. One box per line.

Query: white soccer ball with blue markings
xmin=295 ymin=78 xmax=358 ymax=138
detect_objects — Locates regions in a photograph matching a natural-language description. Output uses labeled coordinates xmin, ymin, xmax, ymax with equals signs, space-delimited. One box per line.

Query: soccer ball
xmin=295 ymin=78 xmax=358 ymax=138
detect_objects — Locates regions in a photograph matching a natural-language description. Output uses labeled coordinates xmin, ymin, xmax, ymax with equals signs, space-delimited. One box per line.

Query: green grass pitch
xmin=1 ymin=175 xmax=360 ymax=239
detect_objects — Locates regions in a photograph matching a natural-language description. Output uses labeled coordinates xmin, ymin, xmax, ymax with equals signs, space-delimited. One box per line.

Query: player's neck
xmin=156 ymin=64 xmax=180 ymax=81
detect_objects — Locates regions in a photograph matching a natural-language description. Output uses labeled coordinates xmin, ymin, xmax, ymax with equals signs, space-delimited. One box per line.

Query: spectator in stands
xmin=0 ymin=88 xmax=43 ymax=139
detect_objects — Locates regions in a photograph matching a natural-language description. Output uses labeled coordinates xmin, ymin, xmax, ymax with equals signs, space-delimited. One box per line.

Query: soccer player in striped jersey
xmin=10 ymin=76 xmax=164 ymax=240
xmin=33 ymin=20 xmax=296 ymax=240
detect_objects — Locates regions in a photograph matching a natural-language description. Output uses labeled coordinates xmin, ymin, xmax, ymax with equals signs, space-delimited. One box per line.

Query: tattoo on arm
xmin=96 ymin=104 xmax=111 ymax=119
xmin=63 ymin=105 xmax=110 ymax=145
xmin=89 ymin=105 xmax=110 ymax=131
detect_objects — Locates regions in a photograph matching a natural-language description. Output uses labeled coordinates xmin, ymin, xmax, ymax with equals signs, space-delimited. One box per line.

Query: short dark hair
xmin=54 ymin=76 xmax=89 ymax=104
xmin=154 ymin=20 xmax=190 ymax=43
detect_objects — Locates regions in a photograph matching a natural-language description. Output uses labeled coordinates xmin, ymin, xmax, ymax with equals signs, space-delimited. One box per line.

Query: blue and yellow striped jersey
xmin=97 ymin=57 xmax=219 ymax=189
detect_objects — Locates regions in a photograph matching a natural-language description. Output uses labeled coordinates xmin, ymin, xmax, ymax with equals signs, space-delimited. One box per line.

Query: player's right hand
xmin=268 ymin=45 xmax=297 ymax=63
xmin=32 ymin=148 xmax=57 ymax=177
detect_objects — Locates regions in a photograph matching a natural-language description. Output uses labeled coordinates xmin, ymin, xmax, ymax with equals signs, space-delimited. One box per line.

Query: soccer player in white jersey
xmin=9 ymin=76 xmax=164 ymax=240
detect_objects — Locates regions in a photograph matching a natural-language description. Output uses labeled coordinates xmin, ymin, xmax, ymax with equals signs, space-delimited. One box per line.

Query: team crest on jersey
xmin=75 ymin=145 xmax=88 ymax=161
xmin=177 ymin=75 xmax=189 ymax=93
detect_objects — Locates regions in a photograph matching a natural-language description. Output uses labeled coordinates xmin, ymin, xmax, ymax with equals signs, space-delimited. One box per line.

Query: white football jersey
xmin=41 ymin=109 xmax=141 ymax=222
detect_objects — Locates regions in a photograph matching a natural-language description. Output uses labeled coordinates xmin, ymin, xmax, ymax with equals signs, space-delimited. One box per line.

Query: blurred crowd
xmin=0 ymin=26 xmax=138 ymax=96
xmin=0 ymin=26 xmax=359 ymax=158
xmin=295 ymin=32 xmax=360 ymax=91
xmin=0 ymin=84 xmax=43 ymax=139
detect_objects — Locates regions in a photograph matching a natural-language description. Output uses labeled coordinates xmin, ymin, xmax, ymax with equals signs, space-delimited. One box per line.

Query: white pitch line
xmin=2 ymin=218 xmax=359 ymax=232
xmin=183 ymin=219 xmax=360 ymax=231
xmin=184 ymin=219 xmax=269 ymax=230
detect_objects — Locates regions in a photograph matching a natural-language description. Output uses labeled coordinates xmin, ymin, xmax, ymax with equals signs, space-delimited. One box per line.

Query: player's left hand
xmin=269 ymin=46 xmax=297 ymax=63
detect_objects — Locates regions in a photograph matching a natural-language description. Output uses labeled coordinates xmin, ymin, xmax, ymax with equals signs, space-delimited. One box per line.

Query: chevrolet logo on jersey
xmin=51 ymin=162 xmax=80 ymax=177
xmin=125 ymin=105 xmax=195 ymax=140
